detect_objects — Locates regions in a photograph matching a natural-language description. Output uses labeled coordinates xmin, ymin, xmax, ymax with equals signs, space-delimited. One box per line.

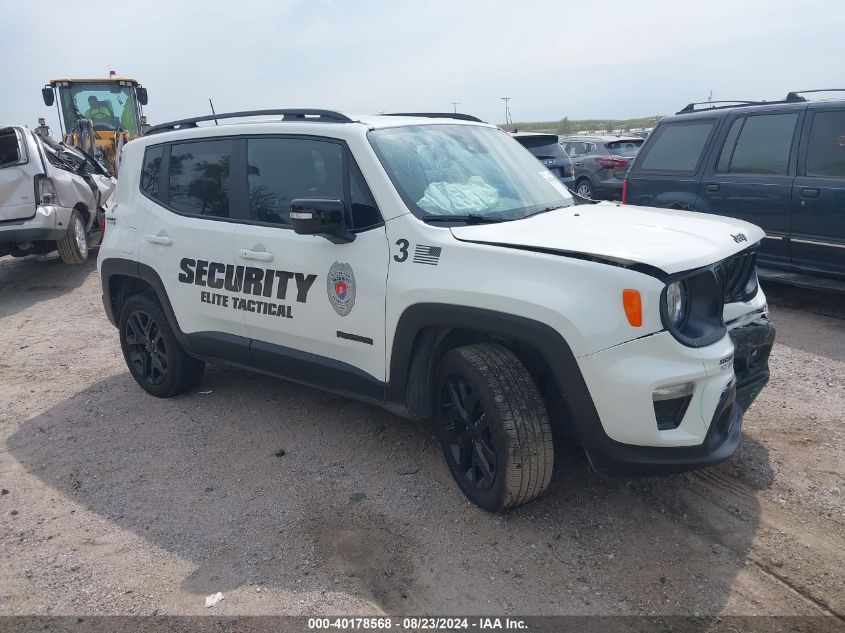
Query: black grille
xmin=715 ymin=249 xmax=758 ymax=303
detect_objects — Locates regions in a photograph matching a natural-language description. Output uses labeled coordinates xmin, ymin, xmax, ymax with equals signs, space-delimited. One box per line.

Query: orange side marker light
xmin=622 ymin=289 xmax=642 ymax=327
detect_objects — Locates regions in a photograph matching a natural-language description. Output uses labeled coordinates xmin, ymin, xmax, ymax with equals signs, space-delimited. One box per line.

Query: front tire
xmin=118 ymin=293 xmax=204 ymax=397
xmin=435 ymin=343 xmax=554 ymax=512
xmin=56 ymin=210 xmax=89 ymax=264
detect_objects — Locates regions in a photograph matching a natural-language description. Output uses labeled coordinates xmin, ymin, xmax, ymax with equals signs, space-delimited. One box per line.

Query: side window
xmin=247 ymin=138 xmax=344 ymax=226
xmin=637 ymin=120 xmax=715 ymax=173
xmin=724 ymin=113 xmax=798 ymax=175
xmin=566 ymin=142 xmax=586 ymax=157
xmin=349 ymin=162 xmax=382 ymax=230
xmin=806 ymin=110 xmax=845 ymax=178
xmin=140 ymin=145 xmax=164 ymax=201
xmin=168 ymin=139 xmax=232 ymax=218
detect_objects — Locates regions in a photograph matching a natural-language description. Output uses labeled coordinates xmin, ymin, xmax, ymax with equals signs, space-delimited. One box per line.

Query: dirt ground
xmin=0 ymin=253 xmax=842 ymax=618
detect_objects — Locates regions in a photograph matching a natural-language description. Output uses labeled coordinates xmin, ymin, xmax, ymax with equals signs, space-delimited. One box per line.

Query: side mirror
xmin=42 ymin=87 xmax=54 ymax=107
xmin=290 ymin=198 xmax=354 ymax=244
xmin=136 ymin=87 xmax=148 ymax=106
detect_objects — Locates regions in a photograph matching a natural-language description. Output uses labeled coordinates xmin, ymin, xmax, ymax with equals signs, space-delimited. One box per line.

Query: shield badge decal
xmin=327 ymin=261 xmax=356 ymax=316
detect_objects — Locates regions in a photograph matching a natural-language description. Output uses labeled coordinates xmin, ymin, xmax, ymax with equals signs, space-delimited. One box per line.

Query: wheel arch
xmin=100 ymin=258 xmax=182 ymax=338
xmin=72 ymin=202 xmax=91 ymax=227
xmin=387 ymin=303 xmax=600 ymax=439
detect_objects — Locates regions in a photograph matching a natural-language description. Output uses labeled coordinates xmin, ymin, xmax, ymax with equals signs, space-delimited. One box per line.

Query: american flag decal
xmin=413 ymin=244 xmax=442 ymax=265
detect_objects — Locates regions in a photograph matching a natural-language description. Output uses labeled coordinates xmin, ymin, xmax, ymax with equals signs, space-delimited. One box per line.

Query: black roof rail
xmin=146 ymin=109 xmax=354 ymax=135
xmin=382 ymin=112 xmax=484 ymax=123
xmin=677 ymin=100 xmax=761 ymax=114
xmin=785 ymin=89 xmax=845 ymax=102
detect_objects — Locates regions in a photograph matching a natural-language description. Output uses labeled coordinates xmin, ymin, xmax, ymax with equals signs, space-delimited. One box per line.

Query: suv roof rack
xmin=678 ymin=89 xmax=845 ymax=115
xmin=382 ymin=112 xmax=484 ymax=123
xmin=785 ymin=88 xmax=845 ymax=102
xmin=146 ymin=109 xmax=354 ymax=135
xmin=677 ymin=100 xmax=761 ymax=114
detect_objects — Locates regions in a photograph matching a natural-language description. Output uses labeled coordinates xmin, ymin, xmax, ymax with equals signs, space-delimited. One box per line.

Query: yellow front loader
xmin=41 ymin=76 xmax=149 ymax=175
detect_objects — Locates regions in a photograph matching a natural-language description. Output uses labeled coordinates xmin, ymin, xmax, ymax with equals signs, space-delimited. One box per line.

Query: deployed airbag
xmin=417 ymin=176 xmax=500 ymax=214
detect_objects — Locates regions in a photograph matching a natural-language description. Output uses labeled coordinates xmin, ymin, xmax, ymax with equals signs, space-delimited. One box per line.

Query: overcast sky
xmin=3 ymin=0 xmax=845 ymax=130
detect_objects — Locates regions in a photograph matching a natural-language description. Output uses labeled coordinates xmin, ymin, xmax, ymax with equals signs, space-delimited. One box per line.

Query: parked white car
xmin=0 ymin=125 xmax=115 ymax=263
xmin=98 ymin=109 xmax=775 ymax=512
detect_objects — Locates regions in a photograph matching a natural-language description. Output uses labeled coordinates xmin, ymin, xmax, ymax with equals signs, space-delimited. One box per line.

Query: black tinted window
xmin=247 ymin=138 xmax=343 ymax=226
xmin=350 ymin=162 xmax=381 ymax=229
xmin=806 ymin=110 xmax=845 ymax=178
xmin=637 ymin=121 xmax=714 ymax=172
xmin=727 ymin=113 xmax=797 ymax=175
xmin=516 ymin=136 xmax=567 ymax=160
xmin=168 ymin=140 xmax=231 ymax=217
xmin=140 ymin=145 xmax=164 ymax=200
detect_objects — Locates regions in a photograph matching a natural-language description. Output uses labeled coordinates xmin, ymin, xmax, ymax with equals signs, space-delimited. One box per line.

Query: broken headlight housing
xmin=661 ymin=270 xmax=725 ymax=348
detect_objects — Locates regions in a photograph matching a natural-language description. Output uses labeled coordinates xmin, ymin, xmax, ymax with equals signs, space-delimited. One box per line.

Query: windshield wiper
xmin=422 ymin=214 xmax=508 ymax=225
xmin=522 ymin=205 xmax=569 ymax=219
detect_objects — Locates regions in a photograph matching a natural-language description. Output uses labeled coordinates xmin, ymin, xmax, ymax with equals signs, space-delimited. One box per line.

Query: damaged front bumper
xmin=577 ymin=317 xmax=775 ymax=476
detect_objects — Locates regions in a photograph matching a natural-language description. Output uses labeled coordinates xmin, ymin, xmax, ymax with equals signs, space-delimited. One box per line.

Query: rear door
xmin=136 ymin=138 xmax=251 ymax=361
xmin=697 ymin=110 xmax=802 ymax=264
xmin=625 ymin=118 xmax=717 ymax=210
xmin=791 ymin=106 xmax=845 ymax=275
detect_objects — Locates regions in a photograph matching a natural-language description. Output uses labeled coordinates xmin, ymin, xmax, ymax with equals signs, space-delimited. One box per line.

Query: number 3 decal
xmin=394 ymin=238 xmax=409 ymax=262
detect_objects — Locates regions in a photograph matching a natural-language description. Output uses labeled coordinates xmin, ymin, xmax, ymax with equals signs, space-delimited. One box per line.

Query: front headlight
xmin=661 ymin=272 xmax=725 ymax=348
xmin=665 ymin=280 xmax=687 ymax=327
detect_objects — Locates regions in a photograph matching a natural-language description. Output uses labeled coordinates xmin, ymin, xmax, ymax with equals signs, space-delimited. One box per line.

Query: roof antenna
xmin=209 ymin=99 xmax=219 ymax=125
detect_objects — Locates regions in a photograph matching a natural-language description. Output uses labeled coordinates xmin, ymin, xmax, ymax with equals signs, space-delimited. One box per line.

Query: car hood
xmin=449 ymin=202 xmax=765 ymax=276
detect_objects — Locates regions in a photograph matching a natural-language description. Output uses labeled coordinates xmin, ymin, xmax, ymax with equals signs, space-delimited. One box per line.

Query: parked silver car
xmin=0 ymin=125 xmax=115 ymax=263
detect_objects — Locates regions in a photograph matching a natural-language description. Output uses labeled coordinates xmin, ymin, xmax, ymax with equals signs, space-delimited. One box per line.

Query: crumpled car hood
xmin=449 ymin=202 xmax=766 ymax=275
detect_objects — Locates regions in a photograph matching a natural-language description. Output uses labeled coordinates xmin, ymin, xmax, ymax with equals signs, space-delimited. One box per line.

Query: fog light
xmin=653 ymin=382 xmax=695 ymax=431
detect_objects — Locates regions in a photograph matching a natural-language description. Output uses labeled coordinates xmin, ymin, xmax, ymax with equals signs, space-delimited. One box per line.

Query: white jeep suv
xmin=98 ymin=109 xmax=775 ymax=512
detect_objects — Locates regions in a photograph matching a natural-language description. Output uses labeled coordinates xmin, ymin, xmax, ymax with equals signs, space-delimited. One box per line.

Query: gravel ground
xmin=0 ymin=254 xmax=842 ymax=618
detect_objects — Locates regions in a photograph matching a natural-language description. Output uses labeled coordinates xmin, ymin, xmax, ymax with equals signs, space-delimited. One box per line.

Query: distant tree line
xmin=506 ymin=115 xmax=665 ymax=134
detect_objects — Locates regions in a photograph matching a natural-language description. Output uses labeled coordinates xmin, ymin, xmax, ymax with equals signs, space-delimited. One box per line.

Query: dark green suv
xmin=624 ymin=91 xmax=845 ymax=291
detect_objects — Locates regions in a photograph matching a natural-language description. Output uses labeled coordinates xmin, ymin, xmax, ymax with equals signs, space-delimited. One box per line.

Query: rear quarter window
xmin=635 ymin=120 xmax=715 ymax=173
xmin=140 ymin=145 xmax=164 ymax=201
xmin=0 ymin=128 xmax=24 ymax=168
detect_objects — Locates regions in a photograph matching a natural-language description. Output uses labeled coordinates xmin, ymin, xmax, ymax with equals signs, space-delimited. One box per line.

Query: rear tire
xmin=118 ymin=293 xmax=204 ymax=397
xmin=575 ymin=178 xmax=594 ymax=199
xmin=435 ymin=343 xmax=554 ymax=512
xmin=56 ymin=210 xmax=89 ymax=264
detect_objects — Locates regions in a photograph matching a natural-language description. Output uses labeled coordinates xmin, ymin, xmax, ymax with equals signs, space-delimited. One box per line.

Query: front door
xmin=791 ymin=106 xmax=845 ymax=276
xmin=230 ymin=136 xmax=389 ymax=399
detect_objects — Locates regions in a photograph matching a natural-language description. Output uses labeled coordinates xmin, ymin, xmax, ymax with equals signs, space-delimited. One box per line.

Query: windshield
xmin=605 ymin=140 xmax=643 ymax=157
xmin=369 ymin=125 xmax=574 ymax=220
xmin=58 ymin=82 xmax=139 ymax=134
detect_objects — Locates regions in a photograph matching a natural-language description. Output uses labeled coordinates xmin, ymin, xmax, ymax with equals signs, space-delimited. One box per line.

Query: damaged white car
xmin=0 ymin=125 xmax=116 ymax=263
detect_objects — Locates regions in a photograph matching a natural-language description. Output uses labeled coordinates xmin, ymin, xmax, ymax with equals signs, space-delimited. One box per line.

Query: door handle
xmin=144 ymin=234 xmax=173 ymax=246
xmin=801 ymin=188 xmax=820 ymax=198
xmin=238 ymin=249 xmax=274 ymax=262
xmin=706 ymin=183 xmax=720 ymax=192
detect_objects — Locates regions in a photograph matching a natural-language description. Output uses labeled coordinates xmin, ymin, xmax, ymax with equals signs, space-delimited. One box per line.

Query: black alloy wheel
xmin=124 ymin=309 xmax=169 ymax=386
xmin=440 ymin=374 xmax=497 ymax=492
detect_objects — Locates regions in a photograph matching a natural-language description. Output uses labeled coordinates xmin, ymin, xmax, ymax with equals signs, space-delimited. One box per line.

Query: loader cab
xmin=43 ymin=78 xmax=147 ymax=136
xmin=42 ymin=77 xmax=149 ymax=174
